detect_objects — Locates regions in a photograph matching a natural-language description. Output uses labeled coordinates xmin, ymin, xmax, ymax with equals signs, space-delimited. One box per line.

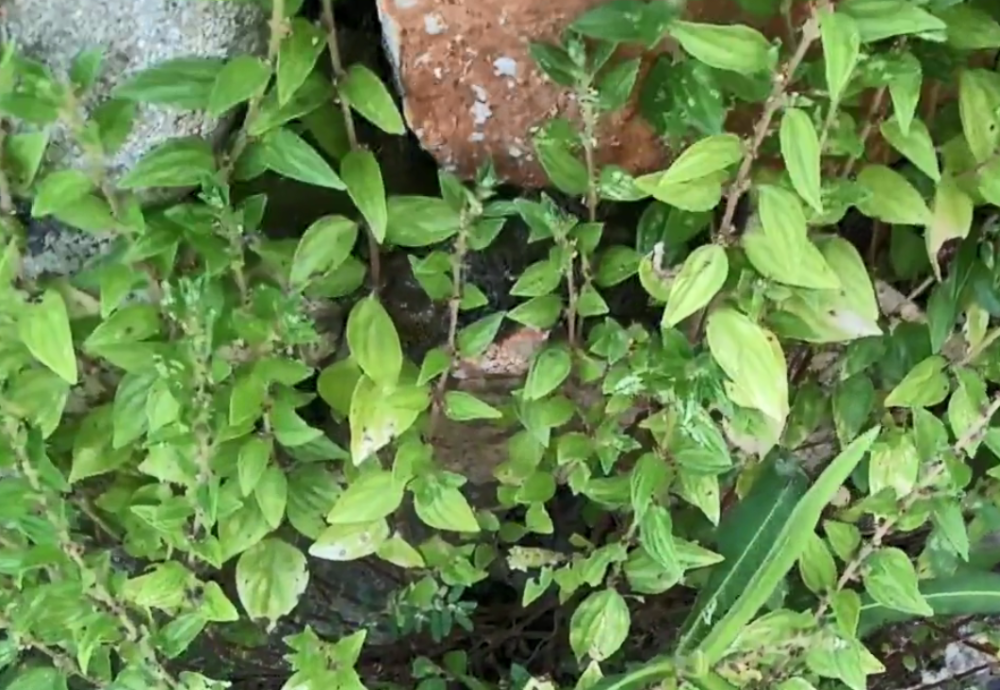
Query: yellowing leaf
xmin=780 ymin=108 xmax=823 ymax=213
xmin=706 ymin=307 xmax=789 ymax=427
xmin=856 ymin=164 xmax=930 ymax=226
xmin=309 ymin=519 xmax=390 ymax=561
xmin=743 ymin=186 xmax=840 ymax=289
xmin=926 ymin=175 xmax=974 ymax=280
xmin=959 ymin=69 xmax=1000 ymax=164
xmin=662 ymin=244 xmax=728 ymax=327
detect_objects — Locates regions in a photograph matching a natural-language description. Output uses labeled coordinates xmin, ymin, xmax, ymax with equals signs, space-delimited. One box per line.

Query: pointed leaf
xmin=20 ymin=290 xmax=77 ymax=385
xmin=780 ymin=108 xmax=823 ymax=213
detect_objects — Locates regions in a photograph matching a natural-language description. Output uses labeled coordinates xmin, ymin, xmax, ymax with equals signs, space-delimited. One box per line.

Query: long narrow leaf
xmin=586 ymin=657 xmax=675 ymax=690
xmin=678 ymin=456 xmax=809 ymax=651
xmin=694 ymin=427 xmax=881 ymax=664
xmin=857 ymin=571 xmax=1000 ymax=636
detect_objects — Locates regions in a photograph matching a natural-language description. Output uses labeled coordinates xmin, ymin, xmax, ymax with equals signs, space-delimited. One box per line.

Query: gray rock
xmin=3 ymin=0 xmax=267 ymax=278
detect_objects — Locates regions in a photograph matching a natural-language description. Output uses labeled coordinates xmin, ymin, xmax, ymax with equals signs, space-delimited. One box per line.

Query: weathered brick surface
xmin=375 ymin=0 xmax=796 ymax=185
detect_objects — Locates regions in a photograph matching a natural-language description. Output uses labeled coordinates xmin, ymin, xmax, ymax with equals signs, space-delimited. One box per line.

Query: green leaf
xmin=668 ymin=21 xmax=774 ymax=75
xmin=888 ymin=53 xmax=922 ymax=137
xmin=855 ymin=164 xmax=930 ymax=225
xmin=507 ymin=294 xmax=563 ymax=330
xmin=534 ymin=125 xmax=589 ymax=196
xmin=287 ymin=465 xmax=340 ymax=539
xmin=639 ymin=505 xmax=682 ymax=579
xmin=94 ymin=99 xmax=136 ymax=154
xmin=115 ymin=57 xmax=224 ymax=108
xmin=310 ymin=519 xmax=390 ymax=561
xmin=20 ymin=290 xmax=77 ymax=385
xmin=268 ymin=396 xmax=324 ymax=448
xmin=208 ymin=55 xmax=271 ymax=117
xmin=883 ymin=355 xmax=950 ymax=408
xmin=959 ymin=69 xmax=1000 ymax=164
xmin=638 ymin=134 xmax=743 ymax=187
xmin=200 ymin=581 xmax=240 ymax=623
xmin=289 ymin=215 xmax=358 ymax=288
xmin=857 ymin=571 xmax=1000 ymax=635
xmin=570 ymin=0 xmax=669 ymax=44
xmin=277 ymin=18 xmax=326 ymax=106
xmin=743 ymin=186 xmax=840 ymax=290
xmin=385 ymin=196 xmax=461 ymax=247
xmin=326 ymin=470 xmax=404 ymax=524
xmin=840 ymin=0 xmax=947 ymax=43
xmin=236 ymin=538 xmax=309 ymax=629
xmin=679 ymin=458 xmax=808 ymax=651
xmin=118 ymin=137 xmax=216 ymax=189
xmin=457 ymin=312 xmax=505 ymax=359
xmin=239 ymin=436 xmax=272 ymax=496
xmin=706 ymin=307 xmax=789 ymax=426
xmin=511 ymin=258 xmax=563 ymax=296
xmin=8 ymin=667 xmax=68 ymax=690
xmin=687 ymin=427 xmax=881 ymax=664
xmin=820 ymin=9 xmax=861 ymax=104
xmin=31 ymin=170 xmax=94 ymax=217
xmin=346 ymin=296 xmax=403 ymax=388
xmin=340 ymin=63 xmax=405 ymax=135
xmin=798 ymin=531 xmax=837 ymax=594
xmin=376 ymin=533 xmax=426 ymax=569
xmin=939 ymin=5 xmax=1000 ymax=50
xmin=863 ymin=547 xmax=933 ymax=617
xmin=780 ymin=108 xmax=823 ymax=213
xmin=880 ymin=116 xmax=940 ymax=182
xmin=341 ymin=149 xmax=388 ymax=243
xmin=662 ymin=244 xmax=728 ymax=328
xmin=640 ymin=57 xmax=725 ymax=138
xmin=444 ymin=391 xmax=503 ymax=421
xmin=262 ymin=127 xmax=345 ymax=189
xmin=569 ymin=589 xmax=631 ymax=662
xmin=596 ymin=58 xmax=642 ymax=112
xmin=70 ymin=47 xmax=105 ymax=92
xmin=412 ymin=481 xmax=480 ymax=533
xmin=254 ymin=465 xmax=288 ymax=530
xmin=524 ymin=344 xmax=572 ymax=401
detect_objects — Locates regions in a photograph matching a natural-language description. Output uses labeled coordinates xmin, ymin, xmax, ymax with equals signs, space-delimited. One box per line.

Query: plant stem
xmin=717 ymin=11 xmax=820 ymax=241
xmin=319 ymin=0 xmax=380 ymax=290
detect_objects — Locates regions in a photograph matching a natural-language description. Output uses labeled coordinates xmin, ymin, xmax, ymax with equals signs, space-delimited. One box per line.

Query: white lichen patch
xmin=423 ymin=12 xmax=446 ymax=35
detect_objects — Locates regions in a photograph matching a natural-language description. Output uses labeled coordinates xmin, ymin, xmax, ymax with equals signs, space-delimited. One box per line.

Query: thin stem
xmin=839 ymin=84 xmax=887 ymax=178
xmin=319 ymin=0 xmax=380 ymax=290
xmin=718 ymin=11 xmax=820 ymax=240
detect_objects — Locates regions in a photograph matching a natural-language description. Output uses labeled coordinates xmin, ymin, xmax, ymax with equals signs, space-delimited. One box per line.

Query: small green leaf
xmin=412 ymin=481 xmax=480 ymax=533
xmin=20 ymin=290 xmax=77 ymax=385
xmin=70 ymin=47 xmax=105 ymax=93
xmin=959 ymin=69 xmax=1000 ymax=164
xmin=884 ymin=355 xmax=950 ymax=408
xmin=340 ymin=64 xmax=405 ymax=135
xmin=239 ymin=436 xmax=272 ymax=497
xmin=780 ymin=108 xmax=823 ymax=213
xmin=254 ymin=465 xmax=288 ymax=530
xmin=385 ymin=196 xmax=461 ymax=247
xmin=820 ymin=9 xmax=861 ymax=104
xmin=346 ymin=296 xmax=403 ymax=388
xmin=327 ymin=470 xmax=404 ymax=524
xmin=798 ymin=531 xmax=837 ymax=594
xmin=880 ymin=116 xmax=940 ymax=182
xmin=668 ymin=21 xmax=774 ymax=75
xmin=662 ymin=244 xmax=728 ymax=328
xmin=277 ymin=19 xmax=326 ymax=106
xmin=457 ymin=312 xmax=505 ymax=359
xmin=534 ymin=125 xmax=589 ymax=196
xmin=208 ymin=55 xmax=271 ymax=117
xmin=840 ymin=0 xmax=947 ymax=43
xmin=262 ymin=127 xmax=345 ymax=189
xmin=926 ymin=175 xmax=974 ymax=281
xmin=569 ymin=589 xmax=631 ymax=662
xmin=236 ymin=538 xmax=309 ymax=629
xmin=524 ymin=345 xmax=572 ymax=401
xmin=596 ymin=58 xmax=642 ymax=112
xmin=341 ymin=149 xmax=388 ymax=243
xmin=31 ymin=169 xmax=94 ymax=217
xmin=118 ymin=137 xmax=216 ymax=189
xmin=444 ymin=391 xmax=503 ymax=421
xmin=639 ymin=134 xmax=743 ymax=187
xmin=857 ymin=571 xmax=1000 ymax=635
xmin=115 ymin=57 xmax=224 ymax=108
xmin=863 ymin=547 xmax=933 ymax=617
xmin=289 ymin=215 xmax=358 ymax=288
xmin=268 ymin=397 xmax=324 ymax=448
xmin=310 ymin=519 xmax=390 ymax=561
